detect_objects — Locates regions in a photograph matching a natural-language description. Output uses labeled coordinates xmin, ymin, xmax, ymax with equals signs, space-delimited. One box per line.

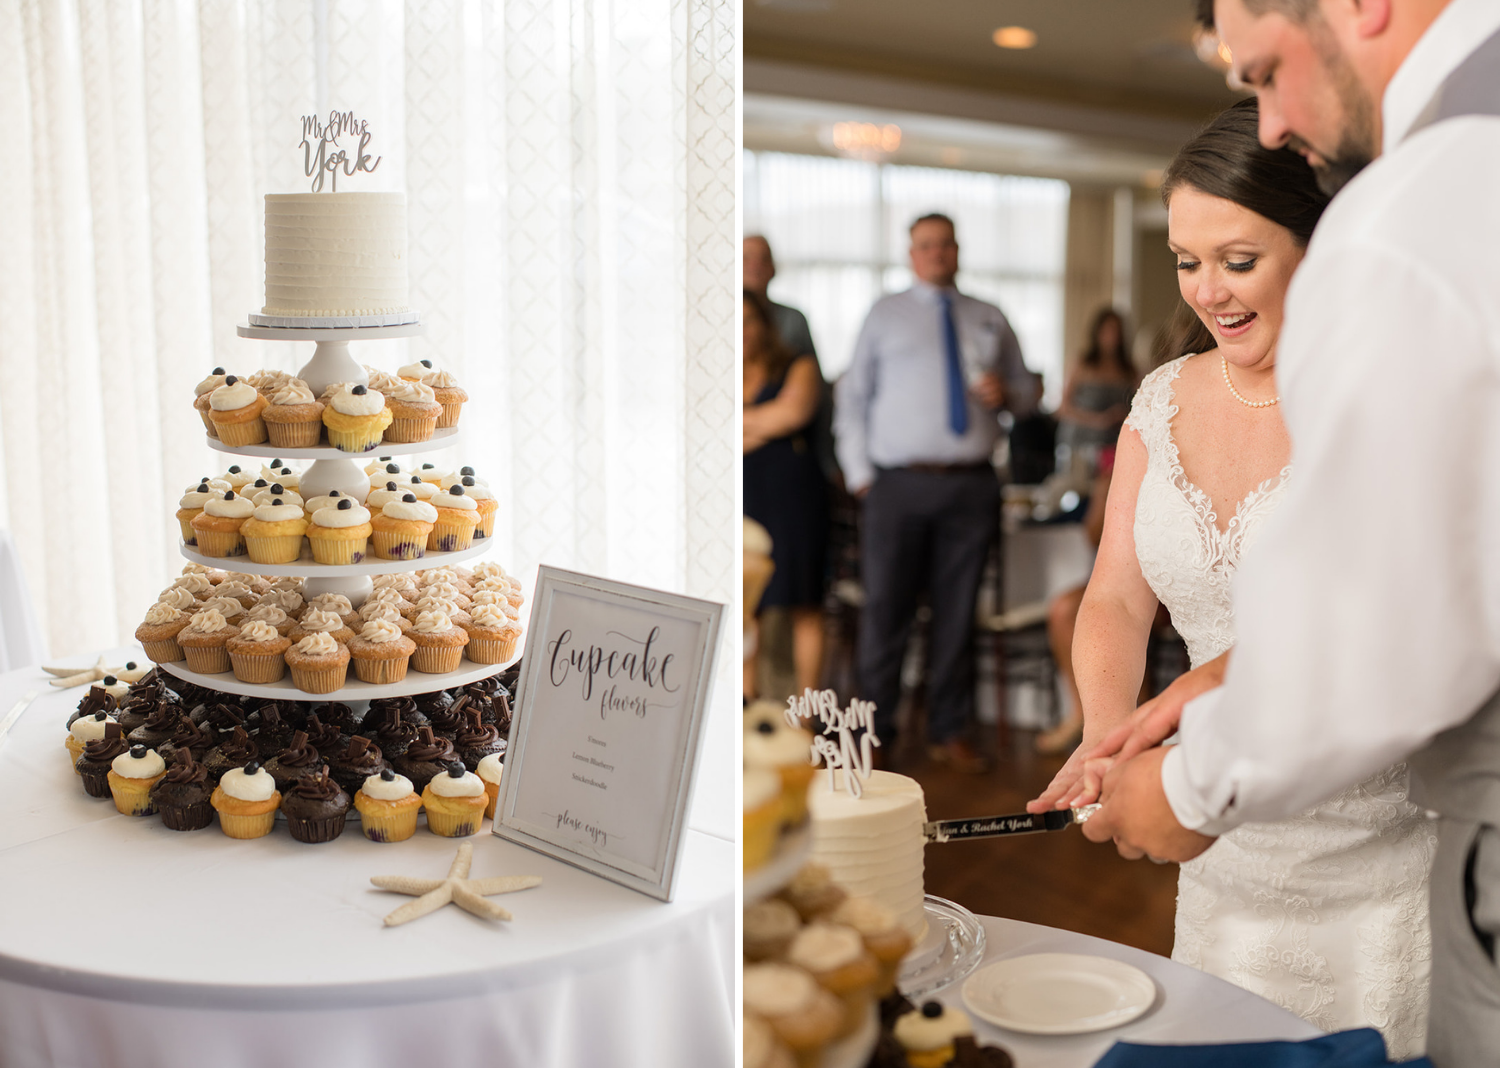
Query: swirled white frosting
xmin=412 ymin=610 xmax=453 ymax=634
xmin=156 ymin=587 xmax=198 ymax=611
xmin=424 ymin=369 xmax=460 ymax=388
xmin=458 ymin=480 xmax=493 ymax=501
xmin=413 ymin=595 xmax=461 ymax=617
xmin=195 ymin=371 xmax=229 ymax=396
xmin=365 ymin=486 xmax=406 ymax=510
xmin=204 ymin=494 xmax=255 ymax=519
xmin=361 ymin=771 xmax=414 ymax=800
xmin=260 ymin=588 xmax=303 ymax=613
xmin=367 ymin=586 xmax=406 ymax=606
xmin=435 ymin=490 xmax=478 ymax=512
xmin=366 ymin=369 xmax=402 ymax=393
xmin=112 ymin=748 xmax=166 ymax=778
xmin=424 ymin=581 xmax=466 ymax=602
xmin=246 ymin=604 xmax=290 ymax=627
xmin=476 ymin=752 xmax=504 ymax=786
xmin=382 ymin=499 xmax=438 ymax=522
xmin=70 ymin=714 xmax=116 ymax=741
xmin=143 ymin=602 xmax=185 ymax=625
xmin=386 ymin=379 xmax=437 ymax=404
xmin=219 ymin=765 xmax=276 ymax=802
xmin=199 ymin=596 xmax=245 ymax=619
xmin=470 ymin=562 xmax=508 ymax=582
xmin=359 ymin=601 xmax=403 ymax=624
xmin=403 ymin=479 xmax=439 ymax=501
xmin=210 ymin=380 xmax=260 ymax=411
xmin=307 ymin=593 xmax=354 ymax=615
xmin=298 ymin=608 xmax=344 ymax=633
xmin=252 ymin=502 xmax=304 ymax=522
xmin=398 ymin=359 xmax=434 ymax=379
xmin=742 ymin=963 xmax=819 ymax=1017
xmin=787 ymin=923 xmax=866 ymax=973
xmin=429 ymin=770 xmax=484 ymax=797
xmin=365 ymin=457 xmax=406 ymax=476
xmin=215 ymin=580 xmax=254 ymax=600
xmin=292 ymin=632 xmax=340 ymax=656
xmin=238 ymin=620 xmax=282 ymax=644
xmin=221 ymin=468 xmax=255 ymax=489
xmin=253 ymin=489 xmax=305 ymax=511
xmin=301 ymin=494 xmax=342 ymax=515
xmin=469 ymin=603 xmax=509 ymax=630
xmin=893 ymin=1006 xmax=973 ymax=1051
xmin=186 ymin=608 xmax=232 ymax=633
xmin=329 ymin=384 xmax=386 ymax=416
xmin=357 ymin=619 xmax=403 ymax=644
xmin=173 ymin=574 xmax=214 ymax=595
xmin=179 ymin=487 xmax=214 ymax=509
xmin=311 ymin=502 xmax=371 ymax=528
xmin=270 ymin=378 xmax=316 ymax=406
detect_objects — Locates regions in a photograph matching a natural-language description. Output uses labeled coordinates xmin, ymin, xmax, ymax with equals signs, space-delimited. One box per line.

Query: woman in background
xmin=1055 ymin=307 xmax=1138 ymax=476
xmin=743 ymin=290 xmax=828 ymax=699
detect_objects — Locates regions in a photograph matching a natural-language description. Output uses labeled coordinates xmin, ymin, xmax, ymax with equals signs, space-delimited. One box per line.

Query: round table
xmin=0 ymin=655 xmax=734 ymax=1068
xmin=930 ymin=914 xmax=1322 ymax=1065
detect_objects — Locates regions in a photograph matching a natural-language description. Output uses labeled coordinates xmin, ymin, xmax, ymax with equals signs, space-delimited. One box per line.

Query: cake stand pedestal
xmin=235 ymin=321 xmax=426 ymax=397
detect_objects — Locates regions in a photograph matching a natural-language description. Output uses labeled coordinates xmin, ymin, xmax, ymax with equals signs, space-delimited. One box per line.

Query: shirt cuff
xmin=1160 ymin=691 xmax=1239 ymax=840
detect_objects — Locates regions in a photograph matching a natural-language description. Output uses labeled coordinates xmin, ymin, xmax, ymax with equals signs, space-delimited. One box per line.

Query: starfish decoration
xmin=42 ymin=655 xmax=150 ymax=689
xmin=371 ymin=843 xmax=541 ymax=927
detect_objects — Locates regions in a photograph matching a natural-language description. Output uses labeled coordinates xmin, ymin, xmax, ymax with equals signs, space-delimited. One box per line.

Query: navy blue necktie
xmin=939 ymin=292 xmax=968 ymax=436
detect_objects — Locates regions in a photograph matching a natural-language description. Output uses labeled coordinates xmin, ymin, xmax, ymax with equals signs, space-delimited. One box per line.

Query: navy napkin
xmin=1093 ymin=1028 xmax=1432 ymax=1068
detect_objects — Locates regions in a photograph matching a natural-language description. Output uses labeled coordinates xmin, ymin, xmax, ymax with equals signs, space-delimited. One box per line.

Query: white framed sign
xmin=493 ymin=566 xmax=724 ymax=901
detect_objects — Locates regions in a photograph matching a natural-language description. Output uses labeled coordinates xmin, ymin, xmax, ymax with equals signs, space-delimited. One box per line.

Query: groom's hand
xmin=1081 ymin=747 xmax=1217 ymax=863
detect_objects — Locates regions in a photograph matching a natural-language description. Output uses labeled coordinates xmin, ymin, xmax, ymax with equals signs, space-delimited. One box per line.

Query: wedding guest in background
xmin=743 ymin=235 xmax=815 ymax=362
xmin=743 ymin=290 xmax=828 ymax=700
xmin=1055 ymin=308 xmax=1139 ymax=477
xmin=835 ymin=213 xmax=1037 ymax=773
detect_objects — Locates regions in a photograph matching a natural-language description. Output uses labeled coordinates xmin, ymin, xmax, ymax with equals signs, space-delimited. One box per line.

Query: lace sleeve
xmin=1123 ymin=355 xmax=1191 ymax=455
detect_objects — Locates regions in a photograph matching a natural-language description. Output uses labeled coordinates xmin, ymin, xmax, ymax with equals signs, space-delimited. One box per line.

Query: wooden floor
xmin=901 ymin=728 xmax=1180 ymax=958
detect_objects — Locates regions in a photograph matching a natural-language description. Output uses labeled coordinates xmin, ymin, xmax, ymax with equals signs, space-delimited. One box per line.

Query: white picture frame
xmin=492 ymin=566 xmax=724 ymax=901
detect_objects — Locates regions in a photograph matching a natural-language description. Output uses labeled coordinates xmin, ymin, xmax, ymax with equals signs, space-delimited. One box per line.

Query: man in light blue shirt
xmin=835 ymin=213 xmax=1037 ymax=771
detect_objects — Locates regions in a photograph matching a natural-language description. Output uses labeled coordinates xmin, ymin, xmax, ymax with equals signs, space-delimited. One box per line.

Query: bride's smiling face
xmin=1168 ymin=184 xmax=1304 ymax=372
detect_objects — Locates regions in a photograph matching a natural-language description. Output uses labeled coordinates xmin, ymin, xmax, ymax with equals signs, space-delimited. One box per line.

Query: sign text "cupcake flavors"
xmin=546 ymin=627 xmax=680 ymax=720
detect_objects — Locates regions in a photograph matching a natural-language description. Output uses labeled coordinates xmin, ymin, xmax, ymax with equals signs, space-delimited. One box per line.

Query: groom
xmin=1078 ymin=0 xmax=1500 ymax=1060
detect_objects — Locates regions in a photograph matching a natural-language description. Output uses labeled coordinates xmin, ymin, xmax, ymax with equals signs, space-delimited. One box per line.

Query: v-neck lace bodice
xmin=1125 ymin=355 xmax=1291 ymax=668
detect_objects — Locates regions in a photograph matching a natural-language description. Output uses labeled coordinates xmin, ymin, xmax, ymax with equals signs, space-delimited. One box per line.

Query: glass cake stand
xmin=897 ymin=894 xmax=987 ymax=1000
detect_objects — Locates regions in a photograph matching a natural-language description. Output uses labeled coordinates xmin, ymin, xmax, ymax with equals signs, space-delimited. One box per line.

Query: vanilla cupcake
xmin=745 ymin=898 xmax=804 ymax=963
xmin=787 ymin=923 xmax=880 ymax=1039
xmin=360 ymin=594 xmax=414 ymax=629
xmin=744 ymin=701 xmax=817 ymax=828
xmin=828 ymin=896 xmax=914 ymax=998
xmin=288 ymin=606 xmax=356 ymax=647
xmin=107 ymin=744 xmax=168 ymax=816
xmin=251 ymin=483 xmax=304 ymax=510
xmin=305 ymin=592 xmax=360 ymax=629
xmin=190 ymin=491 xmax=256 ymax=558
xmin=397 ymin=358 xmax=435 ymax=382
xmin=306 ymin=498 xmax=372 ymax=565
xmin=422 ymin=366 xmax=467 ymax=428
xmin=67 ymin=710 xmax=117 ymax=770
xmin=401 ymin=474 xmax=441 ymax=502
xmin=136 ymin=602 xmax=191 ymax=663
xmin=407 ymin=609 xmax=470 ymax=673
xmin=261 ymin=378 xmax=325 ymax=448
xmin=348 ymin=618 xmax=417 ymax=684
xmin=371 ymin=493 xmax=438 ymax=560
xmin=742 ymin=963 xmax=845 ymax=1068
xmin=211 ymin=761 xmax=281 ymax=839
xmin=744 ymin=768 xmax=781 ymax=873
xmin=421 ymin=764 xmax=487 ymax=836
xmin=226 ymin=619 xmax=293 ymax=684
xmin=221 ymin=465 xmax=256 ymax=493
xmin=744 ymin=1014 xmax=797 ymax=1068
xmin=284 ymin=631 xmax=350 ymax=694
xmin=322 ymin=383 xmax=392 ymax=453
xmin=459 ymin=602 xmax=521 ymax=664
xmin=428 ymin=484 xmax=481 ymax=552
xmin=176 ymin=608 xmax=240 ymax=674
xmin=894 ymin=1003 xmax=974 ymax=1068
xmin=455 ymin=476 xmax=497 ymax=539
xmin=176 ymin=481 xmax=215 ymax=544
xmin=354 ymin=768 xmax=422 ymax=842
xmin=244 ymin=602 xmax=296 ymax=637
xmin=198 ymin=595 xmax=247 ymax=625
xmin=170 ymin=573 xmax=215 ymax=599
xmin=366 ymin=478 xmax=407 ymax=509
xmin=193 ymin=367 xmax=229 ymax=434
xmin=476 ymin=751 xmax=504 ymax=819
xmin=382 ymin=378 xmax=443 ymax=443
xmin=212 ymin=579 xmax=259 ymax=610
xmin=208 ymin=375 xmax=269 ymax=447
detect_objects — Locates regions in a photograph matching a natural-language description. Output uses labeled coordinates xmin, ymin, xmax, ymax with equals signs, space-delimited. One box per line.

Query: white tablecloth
xmin=933 ymin=915 xmax=1321 ymax=1065
xmin=0 ymin=658 xmax=734 ymax=1068
xmin=0 ymin=529 xmax=45 ymax=670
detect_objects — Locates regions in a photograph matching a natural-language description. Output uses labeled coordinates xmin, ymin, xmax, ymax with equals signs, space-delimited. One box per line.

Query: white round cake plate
xmin=821 ymin=1007 xmax=879 ymax=1068
xmin=241 ymin=314 xmax=423 ymax=333
xmin=157 ymin=656 xmax=510 ymax=702
xmin=178 ymin=539 xmax=492 ymax=577
xmin=897 ymin=895 xmax=988 ymax=1000
xmin=205 ymin=427 xmax=460 ymax=461
xmin=961 ymin=952 xmax=1157 ymax=1035
xmin=237 ymin=321 xmax=425 ymax=341
xmin=743 ymin=825 xmax=811 ymax=903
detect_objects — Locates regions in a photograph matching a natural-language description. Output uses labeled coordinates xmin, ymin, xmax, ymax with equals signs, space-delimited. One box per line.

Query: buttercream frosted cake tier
xmin=263 ymin=192 xmax=408 ymax=317
xmin=807 ymin=769 xmax=928 ymax=940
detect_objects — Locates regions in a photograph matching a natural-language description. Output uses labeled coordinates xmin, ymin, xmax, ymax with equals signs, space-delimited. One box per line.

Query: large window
xmin=744 ymin=151 xmax=1069 ymax=399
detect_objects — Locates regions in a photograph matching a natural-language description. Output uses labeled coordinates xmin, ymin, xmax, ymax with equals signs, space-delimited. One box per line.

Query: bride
xmin=1033 ymin=100 xmax=1435 ymax=1054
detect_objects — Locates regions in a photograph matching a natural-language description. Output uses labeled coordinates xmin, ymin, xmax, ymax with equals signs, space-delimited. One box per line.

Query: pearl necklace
xmin=1221 ymin=355 xmax=1279 ymax=409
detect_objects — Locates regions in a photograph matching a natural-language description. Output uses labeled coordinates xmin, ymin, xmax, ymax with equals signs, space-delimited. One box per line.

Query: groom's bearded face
xmin=1215 ymin=0 xmax=1378 ymax=196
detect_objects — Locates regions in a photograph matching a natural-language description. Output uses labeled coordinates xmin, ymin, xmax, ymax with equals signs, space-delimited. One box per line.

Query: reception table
xmin=931 ymin=915 xmax=1322 ymax=1065
xmin=0 ymin=655 xmax=734 ymax=1068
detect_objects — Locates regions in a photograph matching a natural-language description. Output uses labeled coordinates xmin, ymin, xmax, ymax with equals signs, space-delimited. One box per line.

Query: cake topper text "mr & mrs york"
xmin=786 ymin=688 xmax=880 ymax=799
xmin=300 ymin=110 xmax=381 ymax=193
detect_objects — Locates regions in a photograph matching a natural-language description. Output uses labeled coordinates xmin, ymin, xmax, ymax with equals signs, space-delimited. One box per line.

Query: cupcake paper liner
xmin=464 ymin=635 xmax=517 ymax=665
xmin=108 ymin=773 xmax=162 ymax=816
xmin=139 ymin=637 xmax=185 ymax=664
xmin=356 ymin=797 xmax=422 ymax=842
xmin=192 ymin=528 xmax=246 ymax=558
xmin=229 ymin=648 xmax=287 ymax=684
xmin=159 ymin=800 xmax=215 ymax=831
xmin=384 ymin=414 xmax=438 ymax=443
xmin=182 ymin=643 xmax=233 ymax=674
xmin=308 ymin=533 xmax=368 ymax=566
xmin=325 ymin=426 xmax=384 ymax=453
xmin=410 ymin=643 xmax=464 ymax=674
xmin=371 ymin=531 xmax=427 ymax=560
xmin=265 ymin=419 xmax=323 ymax=449
xmin=427 ymin=518 xmax=476 ymax=553
xmin=245 ymin=534 xmax=305 ymax=565
xmin=286 ymin=810 xmax=348 ymax=843
xmin=435 ymin=400 xmax=464 ymax=428
xmin=288 ymin=660 xmax=349 ymax=694
xmin=351 ymin=653 xmax=411 ymax=685
xmin=78 ymin=763 xmax=113 ymax=798
xmin=213 ymin=416 xmax=269 ymax=448
xmin=424 ymin=802 xmax=483 ymax=837
xmin=178 ymin=518 xmax=198 ymax=544
xmin=216 ymin=809 xmax=278 ymax=839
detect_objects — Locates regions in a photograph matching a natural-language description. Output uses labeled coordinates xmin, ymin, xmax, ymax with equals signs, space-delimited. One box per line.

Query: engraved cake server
xmin=923 ymin=804 xmax=1102 ymax=843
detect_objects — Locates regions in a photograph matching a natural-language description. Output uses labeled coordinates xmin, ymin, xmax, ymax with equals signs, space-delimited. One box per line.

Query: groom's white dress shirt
xmin=1163 ymin=0 xmax=1500 ymax=835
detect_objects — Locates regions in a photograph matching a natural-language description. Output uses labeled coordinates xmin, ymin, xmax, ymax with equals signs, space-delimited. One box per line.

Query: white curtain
xmin=0 ymin=0 xmax=736 ymax=829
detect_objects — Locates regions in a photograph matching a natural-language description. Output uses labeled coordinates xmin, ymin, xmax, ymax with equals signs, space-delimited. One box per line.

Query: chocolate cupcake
xmin=151 ymin=750 xmax=215 ymax=831
xmin=158 ymin=718 xmax=217 ymax=765
xmin=328 ymin=736 xmax=390 ymax=795
xmin=497 ymin=658 xmax=522 ymax=691
xmin=453 ymin=709 xmax=506 ymax=771
xmin=424 ymin=693 xmax=470 ymax=737
xmin=370 ymin=709 xmax=419 ymax=759
xmin=126 ymin=702 xmax=181 ymax=750
xmin=75 ymin=723 xmax=130 ymax=798
xmin=250 ymin=702 xmax=294 ymax=756
xmin=392 ymin=727 xmax=458 ymax=794
xmin=113 ymin=691 xmax=167 ymax=736
xmin=361 ymin=696 xmax=425 ymax=736
xmin=492 ymin=693 xmax=513 ymax=736
xmin=166 ymin=678 xmax=217 ymax=709
xmin=263 ymin=730 xmax=322 ymax=793
xmin=411 ymin=689 xmax=454 ymax=723
xmin=68 ymin=685 xmax=117 ymax=728
xmin=301 ymin=713 xmax=347 ymax=757
xmin=281 ymin=766 xmax=350 ymax=843
xmin=199 ymin=702 xmax=247 ymax=743
xmin=202 ymin=725 xmax=260 ymax=783
xmin=310 ymin=701 xmax=357 ymax=734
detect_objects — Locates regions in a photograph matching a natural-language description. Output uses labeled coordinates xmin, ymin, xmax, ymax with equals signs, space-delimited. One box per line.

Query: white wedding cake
xmin=807 ymin=769 xmax=928 ymax=940
xmin=262 ymin=192 xmax=408 ymax=317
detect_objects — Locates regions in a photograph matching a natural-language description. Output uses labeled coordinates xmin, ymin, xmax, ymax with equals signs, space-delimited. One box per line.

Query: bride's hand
xmin=1027 ymin=740 xmax=1100 ymax=813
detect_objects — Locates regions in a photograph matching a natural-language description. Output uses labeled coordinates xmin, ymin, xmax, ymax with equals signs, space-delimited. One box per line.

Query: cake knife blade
xmin=923 ymin=804 xmax=1102 ymax=843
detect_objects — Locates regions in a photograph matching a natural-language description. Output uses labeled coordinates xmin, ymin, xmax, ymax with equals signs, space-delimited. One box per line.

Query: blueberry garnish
xmin=402 ymin=493 xmax=416 ymax=503
xmin=253 ymin=479 xmax=268 ymax=488
xmin=104 ymin=675 xmax=118 ymax=685
xmin=421 ymin=464 xmax=435 ymax=471
xmin=380 ymin=769 xmax=395 ymax=781
xmin=385 ymin=481 xmax=397 ymax=491
xmin=462 ymin=476 xmax=475 ymax=486
xmin=756 ymin=721 xmax=774 ymax=734
xmin=420 ymin=360 xmax=432 ymax=368
xmin=271 ymin=499 xmax=283 ymax=507
xmin=410 ymin=476 xmax=422 ymax=484
xmin=352 ymin=385 xmax=367 ymax=395
xmin=447 ymin=764 xmax=465 ymax=778
xmin=271 ymin=483 xmax=284 ymax=494
xmin=244 ymin=761 xmax=262 ymax=774
xmin=448 ymin=485 xmax=464 ymax=496
xmin=271 ymin=459 xmax=284 ymax=468
xmin=126 ymin=662 xmax=137 ymax=670
xmin=460 ymin=467 xmax=474 ymax=476
xmin=228 ymin=466 xmax=241 ymax=474
xmin=224 ymin=491 xmax=236 ymax=500
xmin=130 ymin=744 xmax=147 ymax=758
xmin=329 ymin=490 xmax=341 ymax=497
xmin=94 ymin=711 xmax=107 ymax=721
xmin=225 ymin=375 xmax=237 ymax=385
xmin=921 ymin=1002 xmax=943 ymax=1019
xmin=337 ymin=499 xmax=352 ymax=510
xmin=385 ymin=464 xmax=400 ymax=473
xmin=212 ymin=367 xmax=225 ymax=375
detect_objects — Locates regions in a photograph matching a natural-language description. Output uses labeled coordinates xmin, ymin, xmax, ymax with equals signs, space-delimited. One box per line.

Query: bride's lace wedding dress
xmin=1126 ymin=357 xmax=1437 ymax=1056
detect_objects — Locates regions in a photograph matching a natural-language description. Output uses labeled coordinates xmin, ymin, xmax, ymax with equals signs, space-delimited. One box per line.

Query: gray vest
xmin=1401 ymin=25 xmax=1500 ymax=820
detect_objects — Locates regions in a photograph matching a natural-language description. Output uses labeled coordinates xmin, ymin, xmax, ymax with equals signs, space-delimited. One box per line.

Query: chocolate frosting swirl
xmin=75 ymin=687 xmax=117 ymax=720
xmin=202 ymin=703 xmax=246 ymax=735
xmin=253 ymin=702 xmax=288 ymax=734
xmin=412 ymin=689 xmax=454 ymax=716
xmin=466 ymin=675 xmax=503 ymax=697
xmin=374 ymin=710 xmax=417 ymax=748
xmin=455 ymin=710 xmax=500 ymax=749
xmin=404 ymin=727 xmax=455 ymax=763
xmin=311 ymin=702 xmax=355 ymax=732
xmin=426 ymin=694 xmax=469 ymax=734
xmin=139 ymin=703 xmax=180 ymax=732
xmin=275 ymin=730 xmax=320 ymax=769
xmin=302 ymin=714 xmax=344 ymax=754
xmin=82 ymin=723 xmax=128 ymax=763
xmin=218 ymin=725 xmax=259 ymax=763
xmin=163 ymin=749 xmax=209 ymax=786
xmin=168 ymin=719 xmax=215 ymax=751
xmin=365 ymin=696 xmax=420 ymax=732
xmin=293 ymin=766 xmax=343 ymax=802
xmin=338 ymin=735 xmax=385 ymax=771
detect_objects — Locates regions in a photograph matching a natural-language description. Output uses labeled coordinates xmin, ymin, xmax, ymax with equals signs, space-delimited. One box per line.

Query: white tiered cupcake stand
xmin=158 ymin=320 xmax=511 ymax=702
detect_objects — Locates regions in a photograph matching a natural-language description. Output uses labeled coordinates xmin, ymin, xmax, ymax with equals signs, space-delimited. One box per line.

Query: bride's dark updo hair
xmin=1160 ymin=98 xmax=1330 ymax=361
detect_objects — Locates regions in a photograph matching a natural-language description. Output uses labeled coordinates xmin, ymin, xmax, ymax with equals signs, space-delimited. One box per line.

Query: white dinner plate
xmin=961 ymin=952 xmax=1156 ymax=1035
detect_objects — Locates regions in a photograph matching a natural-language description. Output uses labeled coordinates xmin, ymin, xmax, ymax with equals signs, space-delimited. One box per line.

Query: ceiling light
xmin=992 ymin=26 xmax=1037 ymax=50
xmin=824 ymin=122 xmax=902 ymax=161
